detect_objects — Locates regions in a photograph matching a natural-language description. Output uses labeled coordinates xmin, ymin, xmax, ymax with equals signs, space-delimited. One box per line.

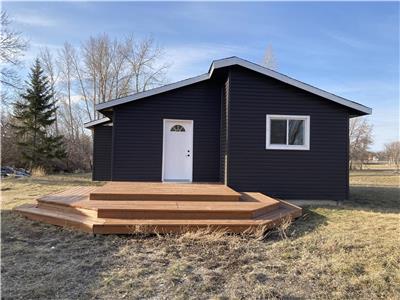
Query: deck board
xmin=39 ymin=186 xmax=98 ymax=205
xmin=90 ymin=182 xmax=241 ymax=201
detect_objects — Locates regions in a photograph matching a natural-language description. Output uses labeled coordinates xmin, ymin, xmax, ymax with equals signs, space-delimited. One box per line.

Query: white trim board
xmin=95 ymin=56 xmax=372 ymax=115
xmin=266 ymin=114 xmax=310 ymax=151
xmin=84 ymin=117 xmax=111 ymax=129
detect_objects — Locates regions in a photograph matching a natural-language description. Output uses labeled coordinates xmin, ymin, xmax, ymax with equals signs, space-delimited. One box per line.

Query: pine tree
xmin=12 ymin=58 xmax=66 ymax=170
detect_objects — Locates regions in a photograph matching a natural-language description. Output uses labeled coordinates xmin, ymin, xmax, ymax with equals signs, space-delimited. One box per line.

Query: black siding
xmin=112 ymin=80 xmax=221 ymax=182
xmin=92 ymin=125 xmax=112 ymax=181
xmin=227 ymin=66 xmax=349 ymax=200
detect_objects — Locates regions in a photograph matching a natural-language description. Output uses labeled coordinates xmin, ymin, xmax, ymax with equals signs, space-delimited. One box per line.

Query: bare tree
xmin=1 ymin=33 xmax=169 ymax=171
xmin=263 ymin=44 xmax=277 ymax=70
xmin=121 ymin=35 xmax=169 ymax=93
xmin=0 ymin=11 xmax=27 ymax=67
xmin=384 ymin=141 xmax=400 ymax=172
xmin=39 ymin=47 xmax=60 ymax=134
xmin=57 ymin=42 xmax=75 ymax=138
xmin=67 ymin=45 xmax=93 ymax=121
xmin=76 ymin=34 xmax=169 ymax=120
xmin=0 ymin=10 xmax=28 ymax=105
xmin=57 ymin=102 xmax=92 ymax=171
xmin=349 ymin=118 xmax=373 ymax=169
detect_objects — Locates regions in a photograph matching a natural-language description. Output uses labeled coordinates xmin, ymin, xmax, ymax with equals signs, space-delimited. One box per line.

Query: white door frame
xmin=162 ymin=119 xmax=194 ymax=182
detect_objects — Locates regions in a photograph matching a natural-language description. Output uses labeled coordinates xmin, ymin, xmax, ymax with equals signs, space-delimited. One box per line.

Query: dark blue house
xmin=85 ymin=57 xmax=372 ymax=200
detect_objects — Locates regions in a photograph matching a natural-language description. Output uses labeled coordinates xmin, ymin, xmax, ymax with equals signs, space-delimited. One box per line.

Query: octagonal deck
xmin=14 ymin=182 xmax=302 ymax=234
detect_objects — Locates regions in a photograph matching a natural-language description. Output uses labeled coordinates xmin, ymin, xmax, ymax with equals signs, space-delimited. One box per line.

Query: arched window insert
xmin=170 ymin=125 xmax=186 ymax=132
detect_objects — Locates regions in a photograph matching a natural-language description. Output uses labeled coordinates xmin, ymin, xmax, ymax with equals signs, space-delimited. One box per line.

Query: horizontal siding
xmin=112 ymin=80 xmax=221 ymax=182
xmin=227 ymin=66 xmax=349 ymax=200
xmin=92 ymin=126 xmax=112 ymax=181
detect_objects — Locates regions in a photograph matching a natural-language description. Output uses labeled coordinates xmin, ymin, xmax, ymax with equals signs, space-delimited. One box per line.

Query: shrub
xmin=31 ymin=166 xmax=46 ymax=177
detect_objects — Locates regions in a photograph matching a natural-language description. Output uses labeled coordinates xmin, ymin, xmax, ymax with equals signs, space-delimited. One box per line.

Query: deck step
xmin=14 ymin=203 xmax=301 ymax=234
xmin=38 ymin=186 xmax=98 ymax=203
xmin=89 ymin=182 xmax=241 ymax=201
xmin=37 ymin=201 xmax=97 ymax=218
xmin=93 ymin=201 xmax=280 ymax=219
xmin=14 ymin=204 xmax=102 ymax=233
xmin=93 ymin=205 xmax=302 ymax=234
xmin=14 ymin=184 xmax=302 ymax=234
xmin=37 ymin=197 xmax=281 ymax=220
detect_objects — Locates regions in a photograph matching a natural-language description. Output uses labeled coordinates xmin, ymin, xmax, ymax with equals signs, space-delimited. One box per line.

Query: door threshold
xmin=163 ymin=180 xmax=192 ymax=184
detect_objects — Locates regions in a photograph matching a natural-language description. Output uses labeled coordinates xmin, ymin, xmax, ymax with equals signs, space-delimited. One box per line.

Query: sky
xmin=3 ymin=1 xmax=399 ymax=151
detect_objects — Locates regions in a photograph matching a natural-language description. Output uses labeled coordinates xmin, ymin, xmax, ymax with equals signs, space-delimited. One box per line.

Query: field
xmin=1 ymin=169 xmax=399 ymax=299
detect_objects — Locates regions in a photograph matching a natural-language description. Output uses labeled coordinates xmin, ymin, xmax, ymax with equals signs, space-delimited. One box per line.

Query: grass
xmin=1 ymin=171 xmax=400 ymax=299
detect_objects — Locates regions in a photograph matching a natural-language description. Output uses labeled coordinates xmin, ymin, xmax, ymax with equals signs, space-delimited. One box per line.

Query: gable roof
xmin=96 ymin=56 xmax=372 ymax=115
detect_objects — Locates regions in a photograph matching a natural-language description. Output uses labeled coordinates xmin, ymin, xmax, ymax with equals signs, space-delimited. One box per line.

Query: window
xmin=170 ymin=124 xmax=186 ymax=132
xmin=266 ymin=115 xmax=310 ymax=150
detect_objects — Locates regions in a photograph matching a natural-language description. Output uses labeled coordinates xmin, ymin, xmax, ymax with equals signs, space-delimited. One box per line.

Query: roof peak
xmin=95 ymin=57 xmax=372 ymax=115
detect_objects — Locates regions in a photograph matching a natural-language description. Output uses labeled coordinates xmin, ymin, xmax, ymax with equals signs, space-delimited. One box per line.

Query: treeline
xmin=1 ymin=10 xmax=168 ymax=172
xmin=349 ymin=118 xmax=400 ymax=171
xmin=1 ymin=10 xmax=398 ymax=174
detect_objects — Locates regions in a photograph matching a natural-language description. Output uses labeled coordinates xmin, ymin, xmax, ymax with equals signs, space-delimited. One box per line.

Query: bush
xmin=31 ymin=166 xmax=46 ymax=177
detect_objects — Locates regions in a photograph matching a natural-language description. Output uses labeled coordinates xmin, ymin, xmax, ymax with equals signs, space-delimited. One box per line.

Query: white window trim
xmin=266 ymin=114 xmax=310 ymax=150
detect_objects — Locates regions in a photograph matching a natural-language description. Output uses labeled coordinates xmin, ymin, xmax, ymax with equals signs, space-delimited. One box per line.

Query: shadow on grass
xmin=350 ymin=173 xmax=399 ymax=177
xmin=1 ymin=209 xmax=120 ymax=299
xmin=255 ymin=207 xmax=328 ymax=243
xmin=275 ymin=185 xmax=399 ymax=241
xmin=280 ymin=208 xmax=328 ymax=241
xmin=2 ymin=176 xmax=103 ymax=187
xmin=347 ymin=186 xmax=400 ymax=213
xmin=25 ymin=178 xmax=103 ymax=186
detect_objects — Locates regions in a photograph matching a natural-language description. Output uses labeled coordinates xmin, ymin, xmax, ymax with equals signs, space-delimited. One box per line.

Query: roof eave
xmin=95 ymin=56 xmax=372 ymax=115
xmin=211 ymin=57 xmax=372 ymax=115
xmin=96 ymin=73 xmax=210 ymax=111
xmin=84 ymin=117 xmax=111 ymax=129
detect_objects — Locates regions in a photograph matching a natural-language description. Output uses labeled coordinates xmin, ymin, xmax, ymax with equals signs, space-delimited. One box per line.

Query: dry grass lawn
xmin=1 ymin=170 xmax=399 ymax=299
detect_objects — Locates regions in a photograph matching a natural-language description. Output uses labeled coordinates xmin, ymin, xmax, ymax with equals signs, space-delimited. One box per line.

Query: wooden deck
xmin=14 ymin=182 xmax=302 ymax=234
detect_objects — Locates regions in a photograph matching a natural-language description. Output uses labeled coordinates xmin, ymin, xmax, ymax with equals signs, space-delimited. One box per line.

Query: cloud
xmin=18 ymin=42 xmax=62 ymax=68
xmin=164 ymin=43 xmax=249 ymax=82
xmin=320 ymin=80 xmax=398 ymax=106
xmin=325 ymin=32 xmax=371 ymax=49
xmin=12 ymin=12 xmax=58 ymax=27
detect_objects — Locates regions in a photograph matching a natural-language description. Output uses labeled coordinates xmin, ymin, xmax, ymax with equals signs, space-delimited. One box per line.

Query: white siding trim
xmin=84 ymin=117 xmax=111 ymax=128
xmin=266 ymin=114 xmax=310 ymax=151
xmin=95 ymin=57 xmax=372 ymax=115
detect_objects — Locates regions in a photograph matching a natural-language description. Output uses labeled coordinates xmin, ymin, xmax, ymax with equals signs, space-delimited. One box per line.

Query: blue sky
xmin=4 ymin=1 xmax=399 ymax=151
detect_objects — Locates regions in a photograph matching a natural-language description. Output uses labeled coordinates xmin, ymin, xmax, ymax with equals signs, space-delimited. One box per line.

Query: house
xmin=84 ymin=57 xmax=372 ymax=201
xmin=14 ymin=57 xmax=371 ymax=234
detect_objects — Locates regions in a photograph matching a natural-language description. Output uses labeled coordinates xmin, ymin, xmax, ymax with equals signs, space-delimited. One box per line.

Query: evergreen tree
xmin=12 ymin=58 xmax=65 ymax=170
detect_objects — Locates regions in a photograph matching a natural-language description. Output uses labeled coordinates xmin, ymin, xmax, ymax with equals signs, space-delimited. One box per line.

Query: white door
xmin=162 ymin=119 xmax=193 ymax=182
